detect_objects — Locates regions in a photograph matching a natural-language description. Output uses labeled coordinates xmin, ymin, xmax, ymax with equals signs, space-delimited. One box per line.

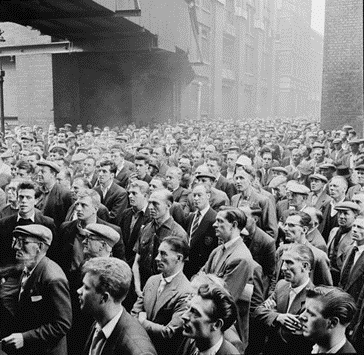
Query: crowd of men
xmin=0 ymin=118 xmax=364 ymax=354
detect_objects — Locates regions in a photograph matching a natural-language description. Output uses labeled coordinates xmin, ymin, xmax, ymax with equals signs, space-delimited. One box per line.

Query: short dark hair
xmin=134 ymin=154 xmax=149 ymax=165
xmin=207 ymin=154 xmax=222 ymax=167
xmin=150 ymin=175 xmax=168 ymax=189
xmin=82 ymin=257 xmax=132 ymax=302
xmin=288 ymin=210 xmax=311 ymax=228
xmin=197 ymin=284 xmax=237 ymax=332
xmin=17 ymin=180 xmax=36 ymax=192
xmin=219 ymin=206 xmax=247 ymax=230
xmin=306 ymin=286 xmax=357 ymax=325
xmin=162 ymin=236 xmax=189 ymax=261
xmin=99 ymin=160 xmax=117 ymax=175
xmin=284 ymin=243 xmax=314 ymax=270
xmin=16 ymin=160 xmax=32 ymax=173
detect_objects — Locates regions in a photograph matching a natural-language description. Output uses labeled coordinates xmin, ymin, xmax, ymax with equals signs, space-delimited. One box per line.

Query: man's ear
xmin=328 ymin=316 xmax=339 ymax=329
xmin=211 ymin=318 xmax=224 ymax=332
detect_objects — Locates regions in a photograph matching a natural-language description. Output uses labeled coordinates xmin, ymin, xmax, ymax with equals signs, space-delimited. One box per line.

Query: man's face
xmin=317 ymin=131 xmax=325 ymax=142
xmin=204 ymin=145 xmax=215 ymax=159
xmin=193 ymin=185 xmax=210 ymax=210
xmin=18 ymin=189 xmax=36 ymax=215
xmin=312 ymin=149 xmax=324 ymax=163
xmin=329 ymin=177 xmax=346 ymax=200
xmin=182 ymin=295 xmax=215 ymax=340
xmin=262 ymin=153 xmax=273 ymax=169
xmin=226 ymin=153 xmax=238 ymax=169
xmin=178 ymin=158 xmax=190 ymax=173
xmin=333 ymin=142 xmax=342 ymax=151
xmin=57 ymin=133 xmax=66 ymax=142
xmin=337 ymin=209 xmax=356 ymax=228
xmin=352 ymin=217 xmax=364 ymax=245
xmin=234 ymin=169 xmax=251 ymax=193
xmin=152 ymin=148 xmax=164 ymax=160
xmin=155 ymin=241 xmax=180 ymax=277
xmin=75 ymin=196 xmax=96 ymax=221
xmin=82 ymin=234 xmax=105 ymax=259
xmin=283 ymin=215 xmax=305 ymax=243
xmin=38 ymin=166 xmax=54 ymax=186
xmin=192 ymin=152 xmax=202 ymax=165
xmin=273 ymin=184 xmax=287 ymax=200
xmin=12 ymin=234 xmax=41 ymax=265
xmin=352 ymin=194 xmax=364 ymax=216
xmin=281 ymin=251 xmax=307 ymax=287
xmin=148 ymin=191 xmax=169 ymax=221
xmin=291 ymin=149 xmax=302 ymax=165
xmin=83 ymin=158 xmax=96 ymax=176
xmin=149 ymin=178 xmax=164 ymax=193
xmin=166 ymin=169 xmax=180 ymax=190
xmin=56 ymin=171 xmax=70 ymax=189
xmin=84 ymin=132 xmax=93 ymax=144
xmin=7 ymin=182 xmax=18 ymax=203
xmin=128 ymin=186 xmax=146 ymax=210
xmin=71 ymin=179 xmax=86 ymax=200
xmin=356 ymin=169 xmax=364 ymax=185
xmin=300 ymin=298 xmax=328 ymax=343
xmin=21 ymin=139 xmax=32 ymax=150
xmin=98 ymin=165 xmax=114 ymax=186
xmin=310 ymin=178 xmax=324 ymax=193
xmin=16 ymin=168 xmax=31 ymax=180
xmin=206 ymin=160 xmax=220 ymax=177
xmin=77 ymin=272 xmax=102 ymax=314
xmin=213 ymin=211 xmax=233 ymax=242
xmin=135 ymin=159 xmax=148 ymax=179
xmin=88 ymin=148 xmax=101 ymax=160
xmin=27 ymin=155 xmax=38 ymax=169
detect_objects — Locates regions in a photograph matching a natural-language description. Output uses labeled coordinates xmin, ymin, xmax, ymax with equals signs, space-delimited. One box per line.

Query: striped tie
xmin=190 ymin=211 xmax=201 ymax=242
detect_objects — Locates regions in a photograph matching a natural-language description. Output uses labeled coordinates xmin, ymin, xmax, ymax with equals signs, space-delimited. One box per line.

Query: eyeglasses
xmin=12 ymin=237 xmax=41 ymax=247
xmin=284 ymin=222 xmax=303 ymax=228
xmin=83 ymin=235 xmax=104 ymax=244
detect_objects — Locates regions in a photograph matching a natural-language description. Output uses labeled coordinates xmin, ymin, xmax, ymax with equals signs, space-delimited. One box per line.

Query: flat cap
xmin=297 ymin=162 xmax=314 ymax=176
xmin=116 ymin=135 xmax=128 ymax=142
xmin=66 ymin=132 xmax=76 ymax=140
xmin=1 ymin=150 xmax=13 ymax=159
xmin=195 ymin=169 xmax=216 ymax=181
xmin=269 ymin=175 xmax=287 ymax=188
xmin=93 ymin=127 xmax=101 ymax=131
xmin=21 ymin=133 xmax=34 ymax=141
xmin=236 ymin=155 xmax=252 ymax=166
xmin=50 ymin=144 xmax=68 ymax=152
xmin=13 ymin=225 xmax=53 ymax=246
xmin=4 ymin=133 xmax=15 ymax=139
xmin=334 ymin=201 xmax=361 ymax=213
xmin=71 ymin=153 xmax=88 ymax=162
xmin=287 ymin=183 xmax=310 ymax=195
xmin=336 ymin=165 xmax=351 ymax=177
xmin=84 ymin=223 xmax=120 ymax=247
xmin=312 ymin=142 xmax=325 ymax=149
xmin=309 ymin=173 xmax=328 ymax=183
xmin=354 ymin=164 xmax=364 ymax=171
xmin=333 ymin=138 xmax=342 ymax=144
xmin=64 ymin=123 xmax=72 ymax=128
xmin=37 ymin=160 xmax=60 ymax=173
xmin=319 ymin=163 xmax=336 ymax=170
xmin=271 ymin=166 xmax=288 ymax=175
xmin=343 ymin=125 xmax=353 ymax=130
xmin=348 ymin=139 xmax=361 ymax=145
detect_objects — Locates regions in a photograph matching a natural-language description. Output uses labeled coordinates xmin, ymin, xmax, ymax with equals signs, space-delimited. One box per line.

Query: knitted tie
xmin=340 ymin=246 xmax=358 ymax=288
xmin=90 ymin=328 xmax=105 ymax=355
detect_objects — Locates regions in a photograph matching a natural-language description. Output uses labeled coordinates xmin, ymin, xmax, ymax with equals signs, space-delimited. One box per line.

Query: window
xmin=244 ymin=85 xmax=254 ymax=117
xmin=247 ymin=5 xmax=254 ymax=34
xmin=223 ymin=36 xmax=235 ymax=70
xmin=245 ymin=45 xmax=254 ymax=74
xmin=226 ymin=0 xmax=235 ymax=25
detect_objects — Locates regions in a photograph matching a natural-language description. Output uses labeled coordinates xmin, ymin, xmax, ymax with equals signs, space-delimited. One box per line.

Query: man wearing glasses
xmin=0 ymin=224 xmax=72 ymax=355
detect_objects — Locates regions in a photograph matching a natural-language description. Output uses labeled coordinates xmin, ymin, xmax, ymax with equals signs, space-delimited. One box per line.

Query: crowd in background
xmin=0 ymin=117 xmax=364 ymax=354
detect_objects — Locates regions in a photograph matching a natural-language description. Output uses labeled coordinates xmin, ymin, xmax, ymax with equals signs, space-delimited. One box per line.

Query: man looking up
xmin=165 ymin=167 xmax=190 ymax=209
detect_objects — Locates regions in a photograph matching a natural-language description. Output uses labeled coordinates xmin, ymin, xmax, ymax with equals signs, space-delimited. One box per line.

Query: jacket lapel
xmin=345 ymin=252 xmax=364 ymax=290
xmin=143 ymin=277 xmax=160 ymax=320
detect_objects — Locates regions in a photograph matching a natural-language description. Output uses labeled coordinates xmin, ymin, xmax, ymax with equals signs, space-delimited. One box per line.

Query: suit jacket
xmin=203 ymin=238 xmax=264 ymax=351
xmin=0 ymin=211 xmax=57 ymax=267
xmin=215 ymin=175 xmax=237 ymax=200
xmin=347 ymin=184 xmax=362 ymax=200
xmin=258 ymin=167 xmax=275 ymax=187
xmin=254 ymin=279 xmax=314 ymax=355
xmin=243 ymin=226 xmax=276 ymax=297
xmin=339 ymin=245 xmax=364 ymax=302
xmin=307 ymin=190 xmax=331 ymax=211
xmin=330 ymin=148 xmax=348 ymax=165
xmin=115 ymin=162 xmax=133 ymax=189
xmin=184 ymin=207 xmax=218 ymax=279
xmin=172 ymin=186 xmax=190 ymax=208
xmin=41 ymin=183 xmax=73 ymax=229
xmin=185 ymin=187 xmax=229 ymax=213
xmin=337 ymin=339 xmax=357 ymax=354
xmin=1 ymin=257 xmax=72 ymax=355
xmin=328 ymin=227 xmax=354 ymax=273
xmin=57 ymin=217 xmax=124 ymax=275
xmin=231 ymin=190 xmax=278 ymax=240
xmin=82 ymin=309 xmax=157 ymax=355
xmin=120 ymin=207 xmax=152 ymax=266
xmin=94 ymin=182 xmax=128 ymax=225
xmin=272 ymin=243 xmax=332 ymax=294
xmin=176 ymin=337 xmax=239 ymax=355
xmin=131 ymin=271 xmax=193 ymax=355
xmin=306 ymin=227 xmax=328 ymax=253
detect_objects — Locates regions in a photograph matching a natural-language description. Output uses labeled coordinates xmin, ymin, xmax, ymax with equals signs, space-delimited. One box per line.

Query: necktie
xmin=19 ymin=269 xmax=31 ymax=300
xmin=90 ymin=328 xmax=105 ymax=355
xmin=190 ymin=211 xmax=201 ymax=241
xmin=340 ymin=246 xmax=358 ymax=288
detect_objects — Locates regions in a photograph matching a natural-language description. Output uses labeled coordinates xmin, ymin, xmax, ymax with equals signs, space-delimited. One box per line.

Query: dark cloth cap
xmin=13 ymin=225 xmax=53 ymax=246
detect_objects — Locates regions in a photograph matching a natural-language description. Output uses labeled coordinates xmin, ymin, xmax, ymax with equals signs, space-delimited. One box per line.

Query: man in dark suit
xmin=206 ymin=154 xmax=236 ymax=199
xmin=79 ymin=257 xmax=157 ymax=355
xmin=131 ymin=237 xmax=193 ymax=355
xmin=0 ymin=181 xmax=57 ymax=267
xmin=36 ymin=160 xmax=73 ymax=228
xmin=202 ymin=207 xmax=264 ymax=353
xmin=166 ymin=166 xmax=190 ymax=209
xmin=255 ymin=244 xmax=315 ymax=355
xmin=307 ymin=173 xmax=330 ymax=211
xmin=184 ymin=183 xmax=218 ymax=279
xmin=81 ymin=155 xmax=99 ymax=187
xmin=258 ymin=148 xmax=276 ymax=188
xmin=1 ymin=225 xmax=72 ymax=355
xmin=94 ymin=160 xmax=128 ymax=226
xmin=110 ymin=144 xmax=134 ymax=189
xmin=300 ymin=286 xmax=357 ymax=354
xmin=128 ymin=154 xmax=152 ymax=185
xmin=178 ymin=284 xmax=239 ymax=355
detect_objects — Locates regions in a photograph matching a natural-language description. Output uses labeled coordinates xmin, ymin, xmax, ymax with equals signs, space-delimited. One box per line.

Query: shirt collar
xmin=17 ymin=213 xmax=35 ymax=222
xmin=162 ymin=269 xmax=181 ymax=284
xmin=223 ymin=236 xmax=240 ymax=249
xmin=200 ymin=337 xmax=223 ymax=355
xmin=101 ymin=180 xmax=113 ymax=191
xmin=96 ymin=307 xmax=123 ymax=340
xmin=311 ymin=336 xmax=347 ymax=354
xmin=355 ymin=243 xmax=364 ymax=253
xmin=198 ymin=204 xmax=210 ymax=219
xmin=290 ymin=278 xmax=310 ymax=295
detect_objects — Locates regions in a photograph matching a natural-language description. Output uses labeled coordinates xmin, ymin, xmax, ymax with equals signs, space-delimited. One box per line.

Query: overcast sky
xmin=311 ymin=0 xmax=326 ymax=35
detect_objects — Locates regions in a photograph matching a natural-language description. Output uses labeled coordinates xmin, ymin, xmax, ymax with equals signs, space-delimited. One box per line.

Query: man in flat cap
xmin=0 ymin=225 xmax=72 ymax=355
xmin=82 ymin=223 xmax=120 ymax=259
xmin=327 ymin=201 xmax=361 ymax=285
xmin=347 ymin=164 xmax=364 ymax=199
xmin=36 ymin=160 xmax=73 ymax=228
xmin=307 ymin=173 xmax=330 ymax=211
xmin=330 ymin=138 xmax=348 ymax=165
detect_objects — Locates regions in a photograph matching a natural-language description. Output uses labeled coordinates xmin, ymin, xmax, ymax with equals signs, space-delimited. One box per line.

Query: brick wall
xmin=321 ymin=0 xmax=363 ymax=134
